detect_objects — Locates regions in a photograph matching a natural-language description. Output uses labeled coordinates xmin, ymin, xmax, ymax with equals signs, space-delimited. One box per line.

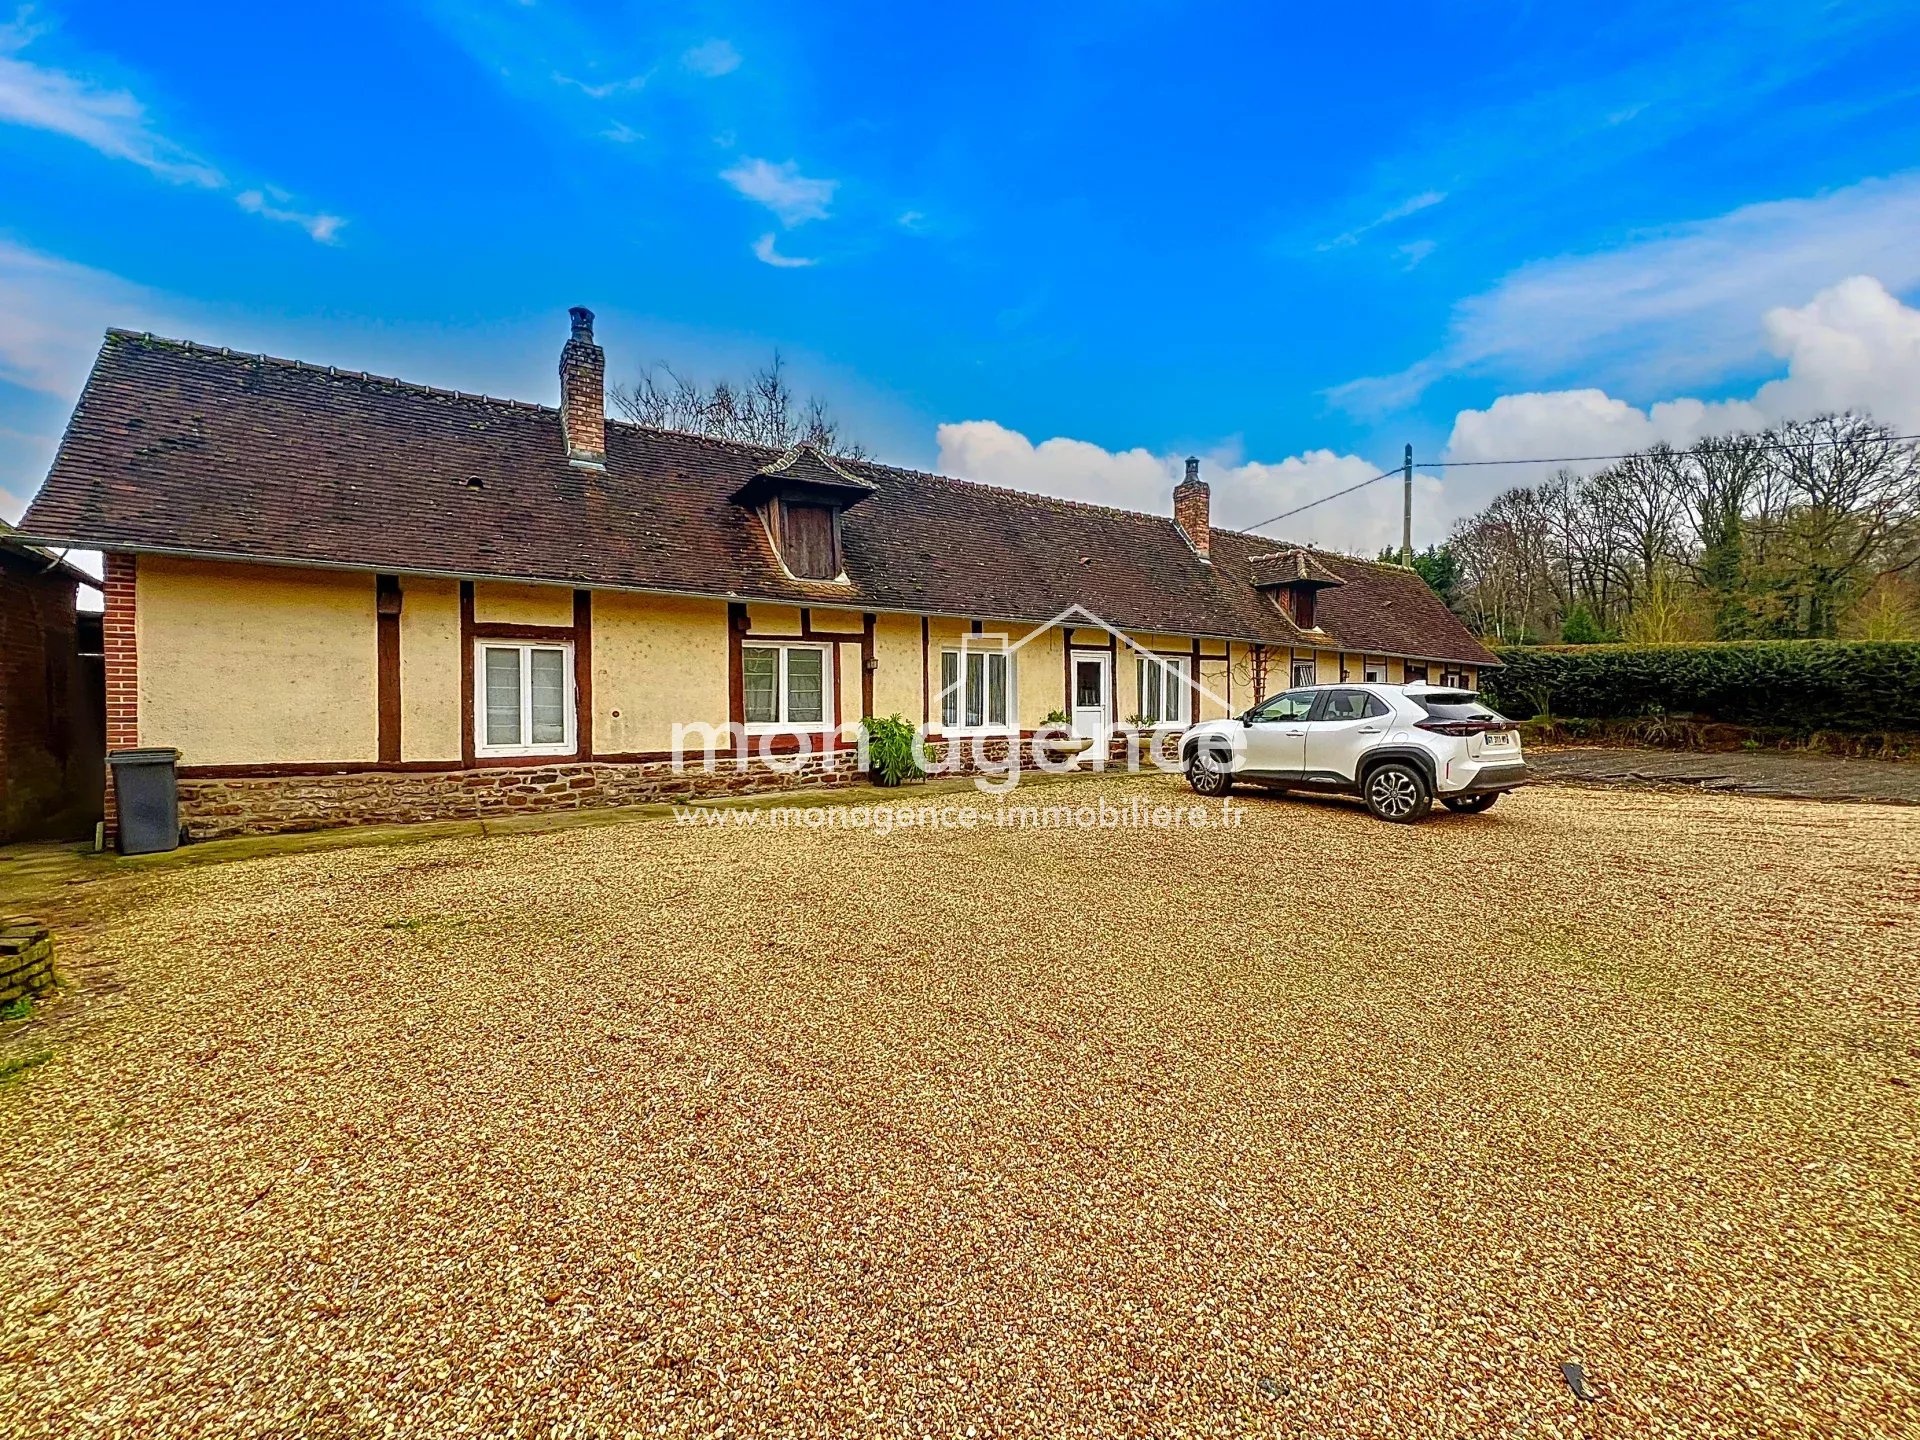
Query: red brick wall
xmin=102 ymin=552 xmax=137 ymax=840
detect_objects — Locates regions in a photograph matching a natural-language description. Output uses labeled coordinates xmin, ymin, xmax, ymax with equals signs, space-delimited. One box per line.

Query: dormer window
xmin=1248 ymin=547 xmax=1345 ymax=631
xmin=730 ymin=442 xmax=876 ymax=583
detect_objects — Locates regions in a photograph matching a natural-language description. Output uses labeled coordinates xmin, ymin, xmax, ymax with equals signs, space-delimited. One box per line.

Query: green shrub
xmin=859 ymin=714 xmax=924 ymax=786
xmin=1559 ymin=603 xmax=1612 ymax=645
xmin=1483 ymin=640 xmax=1920 ymax=732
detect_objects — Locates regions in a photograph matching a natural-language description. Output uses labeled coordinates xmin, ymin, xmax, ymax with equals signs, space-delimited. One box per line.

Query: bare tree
xmin=1765 ymin=414 xmax=1920 ymax=636
xmin=1443 ymin=413 xmax=1920 ymax=643
xmin=609 ymin=352 xmax=868 ymax=458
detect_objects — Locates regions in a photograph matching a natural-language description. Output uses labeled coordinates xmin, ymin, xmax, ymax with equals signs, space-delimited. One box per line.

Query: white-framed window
xmin=1441 ymin=666 xmax=1471 ymax=689
xmin=1290 ymin=657 xmax=1317 ymax=688
xmin=1363 ymin=657 xmax=1387 ymax=683
xmin=1135 ymin=654 xmax=1190 ymax=726
xmin=743 ymin=643 xmax=832 ymax=731
xmin=939 ymin=645 xmax=1014 ymax=732
xmin=476 ymin=641 xmax=575 ymax=757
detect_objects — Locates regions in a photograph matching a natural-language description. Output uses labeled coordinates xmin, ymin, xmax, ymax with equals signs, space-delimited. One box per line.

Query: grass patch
xmin=0 ymin=1048 xmax=53 ymax=1087
xmin=0 ymin=996 xmax=33 ymax=1021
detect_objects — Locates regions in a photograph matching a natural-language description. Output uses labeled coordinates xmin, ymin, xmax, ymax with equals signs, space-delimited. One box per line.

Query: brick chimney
xmin=560 ymin=306 xmax=606 ymax=469
xmin=1174 ymin=455 xmax=1210 ymax=560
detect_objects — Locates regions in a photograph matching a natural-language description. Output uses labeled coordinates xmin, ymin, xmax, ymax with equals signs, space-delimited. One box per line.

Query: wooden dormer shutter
xmin=782 ymin=501 xmax=838 ymax=579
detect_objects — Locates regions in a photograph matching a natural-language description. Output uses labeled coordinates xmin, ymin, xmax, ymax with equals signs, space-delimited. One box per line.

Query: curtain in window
xmin=940 ymin=651 xmax=960 ymax=727
xmin=944 ymin=650 xmax=1009 ymax=727
xmin=743 ymin=648 xmax=778 ymax=723
xmin=1137 ymin=659 xmax=1161 ymax=721
xmin=786 ymin=649 xmax=825 ymax=723
xmin=530 ymin=648 xmax=568 ymax=744
xmin=1137 ymin=657 xmax=1188 ymax=723
xmin=484 ymin=647 xmax=522 ymax=746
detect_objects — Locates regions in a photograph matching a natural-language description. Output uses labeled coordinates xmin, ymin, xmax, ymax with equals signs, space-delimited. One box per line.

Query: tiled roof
xmin=0 ymin=519 xmax=98 ymax=589
xmin=18 ymin=330 xmax=1497 ymax=665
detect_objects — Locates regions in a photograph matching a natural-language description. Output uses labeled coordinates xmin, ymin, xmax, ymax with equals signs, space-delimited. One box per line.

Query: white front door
xmin=1070 ymin=651 xmax=1111 ymax=740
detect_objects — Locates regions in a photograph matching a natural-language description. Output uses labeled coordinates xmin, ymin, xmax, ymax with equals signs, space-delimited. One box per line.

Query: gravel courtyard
xmin=1 ymin=777 xmax=1916 ymax=1438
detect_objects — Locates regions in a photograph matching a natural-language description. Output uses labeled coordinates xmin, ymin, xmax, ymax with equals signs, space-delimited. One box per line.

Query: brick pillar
xmin=102 ymin=552 xmax=137 ymax=843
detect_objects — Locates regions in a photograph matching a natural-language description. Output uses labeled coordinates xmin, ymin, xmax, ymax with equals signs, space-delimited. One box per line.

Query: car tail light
xmin=1417 ymin=719 xmax=1483 ymax=737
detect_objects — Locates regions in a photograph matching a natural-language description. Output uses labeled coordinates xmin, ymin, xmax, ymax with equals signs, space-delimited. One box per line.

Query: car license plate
xmin=1483 ymin=732 xmax=1514 ymax=747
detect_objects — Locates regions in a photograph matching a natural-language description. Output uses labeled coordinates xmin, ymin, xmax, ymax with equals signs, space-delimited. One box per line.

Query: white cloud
xmin=1320 ymin=190 xmax=1446 ymax=250
xmin=0 ymin=239 xmax=167 ymax=394
xmin=0 ymin=17 xmax=346 ymax=241
xmin=681 ymin=39 xmax=739 ymax=77
xmin=1397 ymin=239 xmax=1436 ymax=270
xmin=938 ymin=276 xmax=1920 ymax=554
xmin=934 ymin=421 xmax=1442 ymax=556
xmin=1335 ymin=172 xmax=1920 ymax=413
xmin=722 ymin=157 xmax=836 ymax=227
xmin=552 ymin=70 xmax=647 ymax=98
xmin=0 ymin=14 xmax=222 ymax=185
xmin=1444 ymin=275 xmax=1920 ymax=469
xmin=235 ymin=187 xmax=346 ymax=244
xmin=751 ymin=233 xmax=815 ymax=269
xmin=600 ymin=120 xmax=642 ymax=144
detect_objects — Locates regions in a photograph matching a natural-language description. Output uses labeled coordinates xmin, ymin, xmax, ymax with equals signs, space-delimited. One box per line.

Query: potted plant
xmin=1035 ymin=709 xmax=1093 ymax=763
xmin=860 ymin=713 xmax=924 ymax=787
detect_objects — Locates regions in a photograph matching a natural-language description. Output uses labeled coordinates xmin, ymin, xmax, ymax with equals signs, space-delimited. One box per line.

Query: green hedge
xmin=1481 ymin=641 xmax=1920 ymax=732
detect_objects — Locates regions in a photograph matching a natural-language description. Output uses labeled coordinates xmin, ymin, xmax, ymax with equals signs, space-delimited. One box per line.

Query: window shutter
xmin=781 ymin=503 xmax=838 ymax=579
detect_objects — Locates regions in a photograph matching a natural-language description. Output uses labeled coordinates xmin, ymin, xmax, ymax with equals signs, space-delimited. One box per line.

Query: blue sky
xmin=6 ymin=0 xmax=1920 ymax=553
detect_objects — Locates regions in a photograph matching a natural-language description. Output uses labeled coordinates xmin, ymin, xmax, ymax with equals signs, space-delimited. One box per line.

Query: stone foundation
xmin=173 ymin=734 xmax=1190 ymax=840
xmin=0 ymin=922 xmax=54 ymax=1008
xmin=176 ymin=754 xmax=859 ymax=839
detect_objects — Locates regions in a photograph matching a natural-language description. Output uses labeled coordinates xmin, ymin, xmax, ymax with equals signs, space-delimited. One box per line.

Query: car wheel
xmin=1364 ymin=762 xmax=1431 ymax=823
xmin=1186 ymin=747 xmax=1233 ymax=797
xmin=1444 ymin=793 xmax=1500 ymax=814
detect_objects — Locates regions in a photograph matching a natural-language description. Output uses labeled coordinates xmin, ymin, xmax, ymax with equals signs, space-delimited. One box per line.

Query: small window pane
xmin=743 ymin=648 xmax=779 ymax=724
xmin=787 ymin=648 xmax=824 ymax=724
xmin=940 ymin=651 xmax=959 ymax=727
xmin=484 ymin=647 xmax=522 ymax=747
xmin=964 ymin=652 xmax=985 ymax=728
xmin=1075 ymin=660 xmax=1102 ymax=708
xmin=986 ymin=653 xmax=1007 ymax=726
xmin=530 ymin=648 xmax=568 ymax=744
xmin=1162 ymin=659 xmax=1186 ymax=722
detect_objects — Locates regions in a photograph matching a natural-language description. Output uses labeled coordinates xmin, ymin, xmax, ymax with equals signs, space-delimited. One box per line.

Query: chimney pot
xmin=1174 ymin=456 xmax=1210 ymax=560
xmin=560 ymin=307 xmax=606 ymax=469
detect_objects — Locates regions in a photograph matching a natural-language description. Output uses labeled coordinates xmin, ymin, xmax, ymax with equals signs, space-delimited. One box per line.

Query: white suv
xmin=1180 ymin=682 xmax=1528 ymax=822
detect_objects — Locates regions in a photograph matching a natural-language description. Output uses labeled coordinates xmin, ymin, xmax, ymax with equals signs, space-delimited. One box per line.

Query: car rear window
xmin=1414 ymin=691 xmax=1503 ymax=722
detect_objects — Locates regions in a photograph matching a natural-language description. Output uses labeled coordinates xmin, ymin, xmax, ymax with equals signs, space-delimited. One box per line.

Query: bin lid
xmin=108 ymin=747 xmax=181 ymax=765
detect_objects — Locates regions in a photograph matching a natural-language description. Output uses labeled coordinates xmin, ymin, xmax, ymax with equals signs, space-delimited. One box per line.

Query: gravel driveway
xmin=2 ymin=777 xmax=1916 ymax=1438
xmin=1529 ymin=746 xmax=1920 ymax=805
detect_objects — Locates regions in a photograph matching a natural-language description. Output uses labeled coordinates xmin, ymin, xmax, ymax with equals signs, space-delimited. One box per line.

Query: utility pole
xmin=1401 ymin=443 xmax=1413 ymax=566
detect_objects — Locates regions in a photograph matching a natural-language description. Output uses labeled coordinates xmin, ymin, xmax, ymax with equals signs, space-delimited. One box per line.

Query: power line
xmin=1239 ymin=427 xmax=1920 ymax=539
xmin=1241 ymin=466 xmax=1400 ymax=534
